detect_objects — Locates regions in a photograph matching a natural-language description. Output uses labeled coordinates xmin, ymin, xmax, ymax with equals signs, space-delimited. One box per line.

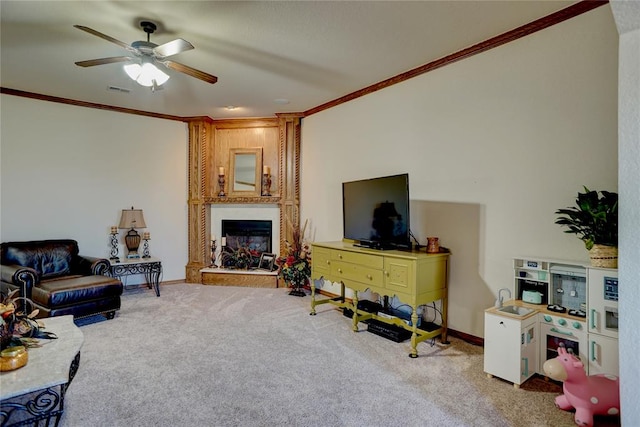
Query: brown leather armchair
xmin=1 ymin=239 xmax=123 ymax=319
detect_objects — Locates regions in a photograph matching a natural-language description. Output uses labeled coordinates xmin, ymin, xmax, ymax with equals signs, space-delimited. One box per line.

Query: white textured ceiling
xmin=1 ymin=1 xmax=576 ymax=119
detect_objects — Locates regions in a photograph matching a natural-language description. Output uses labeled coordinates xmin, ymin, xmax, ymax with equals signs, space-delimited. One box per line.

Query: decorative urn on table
xmin=555 ymin=187 xmax=618 ymax=268
xmin=0 ymin=290 xmax=57 ymax=371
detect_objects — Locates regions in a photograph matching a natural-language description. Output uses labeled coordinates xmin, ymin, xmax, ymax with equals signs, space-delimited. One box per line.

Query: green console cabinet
xmin=310 ymin=241 xmax=449 ymax=358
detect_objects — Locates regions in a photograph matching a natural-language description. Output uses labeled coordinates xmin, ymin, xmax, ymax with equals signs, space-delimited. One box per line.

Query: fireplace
xmin=222 ymin=219 xmax=272 ymax=253
xmin=222 ymin=219 xmax=272 ymax=256
xmin=202 ymin=207 xmax=281 ymax=286
xmin=220 ymin=219 xmax=272 ymax=269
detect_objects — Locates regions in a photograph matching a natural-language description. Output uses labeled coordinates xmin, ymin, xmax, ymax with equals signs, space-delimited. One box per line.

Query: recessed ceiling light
xmin=225 ymin=105 xmax=237 ymax=110
xmin=273 ymin=98 xmax=290 ymax=105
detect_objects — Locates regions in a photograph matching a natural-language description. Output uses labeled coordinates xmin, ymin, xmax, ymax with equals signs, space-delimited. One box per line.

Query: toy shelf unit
xmin=514 ymin=257 xmax=587 ymax=316
xmin=514 ymin=258 xmax=551 ymax=305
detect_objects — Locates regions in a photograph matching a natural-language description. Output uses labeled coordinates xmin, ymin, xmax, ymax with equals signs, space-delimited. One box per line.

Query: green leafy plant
xmin=555 ymin=187 xmax=618 ymax=250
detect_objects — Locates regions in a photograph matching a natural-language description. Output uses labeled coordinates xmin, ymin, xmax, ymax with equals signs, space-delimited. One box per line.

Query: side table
xmin=109 ymin=257 xmax=162 ymax=297
xmin=0 ymin=316 xmax=83 ymax=427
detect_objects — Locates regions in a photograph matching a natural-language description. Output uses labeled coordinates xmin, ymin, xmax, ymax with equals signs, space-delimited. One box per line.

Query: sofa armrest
xmin=76 ymin=255 xmax=111 ymax=276
xmin=0 ymin=264 xmax=39 ymax=299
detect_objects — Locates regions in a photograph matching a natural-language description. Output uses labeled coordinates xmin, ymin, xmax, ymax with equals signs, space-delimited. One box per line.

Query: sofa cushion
xmin=32 ymin=275 xmax=123 ymax=309
xmin=2 ymin=240 xmax=78 ymax=279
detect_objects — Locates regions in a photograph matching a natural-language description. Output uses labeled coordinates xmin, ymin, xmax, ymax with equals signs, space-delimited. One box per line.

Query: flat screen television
xmin=342 ymin=173 xmax=411 ymax=250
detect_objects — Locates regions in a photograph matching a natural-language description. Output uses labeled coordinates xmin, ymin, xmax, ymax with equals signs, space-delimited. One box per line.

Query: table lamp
xmin=118 ymin=207 xmax=147 ymax=258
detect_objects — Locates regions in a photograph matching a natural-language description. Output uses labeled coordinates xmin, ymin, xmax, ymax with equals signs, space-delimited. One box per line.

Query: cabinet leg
xmin=440 ymin=295 xmax=449 ymax=344
xmin=310 ymin=281 xmax=317 ymax=315
xmin=409 ymin=307 xmax=419 ymax=358
xmin=352 ymin=291 xmax=359 ymax=332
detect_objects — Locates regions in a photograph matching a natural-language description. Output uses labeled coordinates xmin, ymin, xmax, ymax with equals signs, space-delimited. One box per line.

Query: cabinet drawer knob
xmin=337 ymin=268 xmax=343 ymax=273
xmin=366 ymin=274 xmax=373 ymax=280
xmin=326 ymin=260 xmax=330 ymax=265
xmin=338 ymin=254 xmax=343 ymax=259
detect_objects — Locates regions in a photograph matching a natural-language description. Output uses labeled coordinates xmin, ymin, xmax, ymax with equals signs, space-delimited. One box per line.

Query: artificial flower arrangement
xmin=221 ymin=246 xmax=261 ymax=269
xmin=1 ymin=289 xmax=57 ymax=351
xmin=276 ymin=218 xmax=311 ymax=296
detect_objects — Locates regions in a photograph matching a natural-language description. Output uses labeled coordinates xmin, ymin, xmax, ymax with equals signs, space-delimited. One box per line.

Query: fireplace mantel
xmin=206 ymin=196 xmax=280 ymax=204
xmin=185 ymin=116 xmax=302 ymax=284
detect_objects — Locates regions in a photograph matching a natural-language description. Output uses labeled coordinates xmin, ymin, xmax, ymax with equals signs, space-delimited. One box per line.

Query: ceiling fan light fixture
xmin=123 ymin=62 xmax=170 ymax=87
xmin=124 ymin=63 xmax=142 ymax=80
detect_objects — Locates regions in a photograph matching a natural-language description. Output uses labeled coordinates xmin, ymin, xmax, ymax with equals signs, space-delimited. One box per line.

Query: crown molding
xmin=304 ymin=0 xmax=608 ymax=117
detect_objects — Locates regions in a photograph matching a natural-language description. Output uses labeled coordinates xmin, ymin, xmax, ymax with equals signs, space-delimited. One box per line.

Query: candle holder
xmin=142 ymin=238 xmax=150 ymax=258
xmin=210 ymin=239 xmax=218 ymax=268
xmin=218 ymin=174 xmax=226 ymax=197
xmin=109 ymin=230 xmax=120 ymax=262
xmin=261 ymin=173 xmax=272 ymax=196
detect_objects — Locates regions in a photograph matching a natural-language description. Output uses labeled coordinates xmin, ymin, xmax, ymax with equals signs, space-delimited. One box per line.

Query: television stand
xmin=309 ymin=241 xmax=449 ymax=358
xmin=353 ymin=243 xmax=394 ymax=251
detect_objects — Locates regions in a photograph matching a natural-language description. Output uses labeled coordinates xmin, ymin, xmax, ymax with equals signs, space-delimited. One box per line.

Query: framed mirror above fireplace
xmin=229 ymin=147 xmax=262 ymax=197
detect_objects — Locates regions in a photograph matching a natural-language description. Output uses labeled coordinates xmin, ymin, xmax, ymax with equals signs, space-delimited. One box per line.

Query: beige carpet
xmin=62 ymin=283 xmax=620 ymax=426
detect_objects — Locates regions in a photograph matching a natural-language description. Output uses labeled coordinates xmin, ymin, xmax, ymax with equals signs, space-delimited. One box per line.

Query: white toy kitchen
xmin=483 ymin=257 xmax=619 ymax=388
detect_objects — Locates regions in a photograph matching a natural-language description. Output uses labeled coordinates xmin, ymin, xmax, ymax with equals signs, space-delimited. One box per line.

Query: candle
xmin=110 ymin=226 xmax=118 ymax=234
xmin=263 ymin=166 xmax=270 ymax=175
xmin=218 ymin=167 xmax=225 ymax=175
xmin=221 ymin=237 xmax=227 ymax=246
xmin=211 ymin=234 xmax=216 ymax=242
xmin=143 ymin=232 xmax=150 ymax=240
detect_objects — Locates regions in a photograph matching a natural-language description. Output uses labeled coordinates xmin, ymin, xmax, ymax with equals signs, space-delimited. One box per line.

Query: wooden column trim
xmin=278 ymin=115 xmax=302 ymax=254
xmin=185 ymin=120 xmax=211 ymax=282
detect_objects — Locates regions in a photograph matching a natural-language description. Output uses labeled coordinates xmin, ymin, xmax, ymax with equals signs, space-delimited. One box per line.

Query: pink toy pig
xmin=543 ymin=346 xmax=620 ymax=426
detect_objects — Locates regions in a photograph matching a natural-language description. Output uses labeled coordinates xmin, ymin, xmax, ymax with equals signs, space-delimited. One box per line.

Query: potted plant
xmin=276 ymin=218 xmax=311 ymax=296
xmin=555 ymin=187 xmax=618 ymax=268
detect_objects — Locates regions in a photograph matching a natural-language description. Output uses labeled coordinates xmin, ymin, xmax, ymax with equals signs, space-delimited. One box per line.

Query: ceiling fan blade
xmin=162 ymin=60 xmax=218 ymax=84
xmin=153 ymin=39 xmax=194 ymax=58
xmin=73 ymin=25 xmax=137 ymax=53
xmin=75 ymin=56 xmax=132 ymax=67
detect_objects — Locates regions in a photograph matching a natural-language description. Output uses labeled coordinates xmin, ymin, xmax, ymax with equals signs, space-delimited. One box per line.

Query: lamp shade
xmin=118 ymin=208 xmax=147 ymax=230
xmin=124 ymin=62 xmax=170 ymax=87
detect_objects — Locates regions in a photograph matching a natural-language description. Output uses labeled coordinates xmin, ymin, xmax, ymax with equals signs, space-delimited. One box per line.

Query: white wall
xmin=611 ymin=0 xmax=640 ymax=423
xmin=300 ymin=6 xmax=618 ymax=337
xmin=0 ymin=96 xmax=188 ymax=283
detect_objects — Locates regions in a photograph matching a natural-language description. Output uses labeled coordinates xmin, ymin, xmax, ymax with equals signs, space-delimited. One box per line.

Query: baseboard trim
xmin=161 ymin=279 xmax=185 ymax=286
xmin=448 ymin=328 xmax=484 ymax=347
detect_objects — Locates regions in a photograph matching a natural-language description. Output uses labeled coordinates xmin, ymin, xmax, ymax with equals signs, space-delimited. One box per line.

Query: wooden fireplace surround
xmin=185 ymin=115 xmax=302 ymax=284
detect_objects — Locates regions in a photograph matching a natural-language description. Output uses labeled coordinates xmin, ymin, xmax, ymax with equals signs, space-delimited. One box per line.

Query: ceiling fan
xmin=74 ymin=20 xmax=217 ymax=90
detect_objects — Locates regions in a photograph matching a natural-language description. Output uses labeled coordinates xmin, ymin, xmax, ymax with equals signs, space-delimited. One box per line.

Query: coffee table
xmin=0 ymin=316 xmax=83 ymax=427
